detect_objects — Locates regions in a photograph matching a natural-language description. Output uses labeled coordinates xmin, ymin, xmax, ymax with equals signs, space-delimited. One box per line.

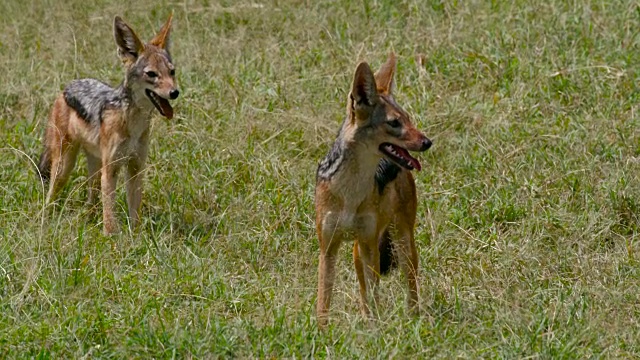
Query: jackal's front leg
xmin=353 ymin=238 xmax=381 ymax=318
xmin=316 ymin=224 xmax=342 ymax=328
xmin=396 ymin=227 xmax=420 ymax=316
xmin=101 ymin=161 xmax=121 ymax=235
xmin=125 ymin=157 xmax=145 ymax=230
xmin=125 ymin=134 xmax=149 ymax=230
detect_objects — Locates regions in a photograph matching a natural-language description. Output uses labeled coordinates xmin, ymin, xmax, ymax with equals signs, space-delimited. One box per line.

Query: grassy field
xmin=1 ymin=0 xmax=640 ymax=357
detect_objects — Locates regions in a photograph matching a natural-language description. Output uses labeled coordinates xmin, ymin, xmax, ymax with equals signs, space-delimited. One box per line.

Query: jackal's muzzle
xmin=379 ymin=137 xmax=431 ymax=171
xmin=145 ymin=89 xmax=177 ymax=119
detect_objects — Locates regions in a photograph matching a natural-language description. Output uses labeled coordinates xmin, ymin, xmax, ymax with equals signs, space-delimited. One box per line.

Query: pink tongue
xmin=158 ymin=97 xmax=174 ymax=119
xmin=408 ymin=156 xmax=422 ymax=171
xmin=394 ymin=146 xmax=422 ymax=171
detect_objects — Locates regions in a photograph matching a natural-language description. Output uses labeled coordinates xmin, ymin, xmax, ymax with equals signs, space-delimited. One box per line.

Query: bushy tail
xmin=379 ymin=229 xmax=397 ymax=275
xmin=38 ymin=147 xmax=51 ymax=182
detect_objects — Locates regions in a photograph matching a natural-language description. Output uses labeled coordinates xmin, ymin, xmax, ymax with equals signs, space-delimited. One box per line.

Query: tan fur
xmin=42 ymin=14 xmax=178 ymax=235
xmin=315 ymin=53 xmax=431 ymax=327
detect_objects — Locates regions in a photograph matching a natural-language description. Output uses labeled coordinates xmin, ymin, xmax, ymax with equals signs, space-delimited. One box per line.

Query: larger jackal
xmin=315 ymin=53 xmax=432 ymax=327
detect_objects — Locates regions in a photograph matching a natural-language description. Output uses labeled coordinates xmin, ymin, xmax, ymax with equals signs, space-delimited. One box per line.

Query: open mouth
xmin=145 ymin=89 xmax=174 ymax=119
xmin=379 ymin=143 xmax=422 ymax=171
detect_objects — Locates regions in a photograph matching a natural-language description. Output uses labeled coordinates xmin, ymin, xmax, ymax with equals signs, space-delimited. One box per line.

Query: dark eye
xmin=170 ymin=69 xmax=175 ymax=76
xmin=387 ymin=119 xmax=401 ymax=128
xmin=146 ymin=71 xmax=158 ymax=78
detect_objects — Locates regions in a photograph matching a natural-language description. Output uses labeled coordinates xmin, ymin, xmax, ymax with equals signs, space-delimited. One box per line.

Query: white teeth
xmin=386 ymin=145 xmax=400 ymax=157
xmin=382 ymin=143 xmax=415 ymax=169
xmin=385 ymin=145 xmax=396 ymax=155
xmin=146 ymin=90 xmax=165 ymax=115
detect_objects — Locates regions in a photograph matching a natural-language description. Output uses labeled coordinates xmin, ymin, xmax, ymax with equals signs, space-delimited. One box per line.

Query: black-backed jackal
xmin=315 ymin=53 xmax=432 ymax=327
xmin=38 ymin=14 xmax=179 ymax=234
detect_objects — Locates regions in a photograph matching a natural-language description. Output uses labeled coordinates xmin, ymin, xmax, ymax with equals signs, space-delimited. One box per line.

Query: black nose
xmin=169 ymin=89 xmax=180 ymax=99
xmin=421 ymin=138 xmax=432 ymax=151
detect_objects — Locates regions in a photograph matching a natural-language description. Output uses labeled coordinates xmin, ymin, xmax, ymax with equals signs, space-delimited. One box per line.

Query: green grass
xmin=2 ymin=0 xmax=640 ymax=357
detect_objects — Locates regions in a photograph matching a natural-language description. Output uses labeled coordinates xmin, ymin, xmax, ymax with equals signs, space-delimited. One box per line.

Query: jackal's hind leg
xmin=46 ymin=142 xmax=80 ymax=204
xmin=85 ymin=152 xmax=101 ymax=209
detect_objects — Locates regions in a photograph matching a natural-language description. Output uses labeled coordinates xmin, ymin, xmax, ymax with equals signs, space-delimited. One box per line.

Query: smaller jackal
xmin=38 ymin=14 xmax=179 ymax=234
xmin=315 ymin=53 xmax=432 ymax=327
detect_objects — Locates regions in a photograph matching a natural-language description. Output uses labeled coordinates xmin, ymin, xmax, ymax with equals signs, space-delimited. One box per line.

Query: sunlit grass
xmin=1 ymin=0 xmax=640 ymax=357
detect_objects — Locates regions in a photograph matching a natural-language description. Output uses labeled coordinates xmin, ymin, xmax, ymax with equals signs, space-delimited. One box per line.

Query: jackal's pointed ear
xmin=114 ymin=16 xmax=144 ymax=63
xmin=374 ymin=52 xmax=396 ymax=95
xmin=149 ymin=12 xmax=173 ymax=50
xmin=351 ymin=62 xmax=378 ymax=108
